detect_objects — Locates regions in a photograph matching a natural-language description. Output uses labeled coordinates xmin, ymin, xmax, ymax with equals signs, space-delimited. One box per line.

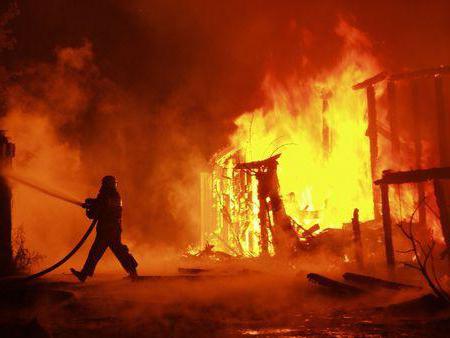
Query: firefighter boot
xmin=70 ymin=268 xmax=87 ymax=282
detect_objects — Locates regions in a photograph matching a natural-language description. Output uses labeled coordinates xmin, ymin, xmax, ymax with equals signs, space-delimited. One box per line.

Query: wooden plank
xmin=343 ymin=272 xmax=421 ymax=290
xmin=375 ymin=167 xmax=450 ymax=185
xmin=353 ymin=65 xmax=450 ymax=91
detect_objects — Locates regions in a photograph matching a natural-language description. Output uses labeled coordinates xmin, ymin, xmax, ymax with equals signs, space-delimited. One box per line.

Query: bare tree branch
xmin=397 ymin=196 xmax=450 ymax=303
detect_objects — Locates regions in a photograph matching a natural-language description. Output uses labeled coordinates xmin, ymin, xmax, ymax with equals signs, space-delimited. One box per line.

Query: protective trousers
xmin=81 ymin=229 xmax=138 ymax=276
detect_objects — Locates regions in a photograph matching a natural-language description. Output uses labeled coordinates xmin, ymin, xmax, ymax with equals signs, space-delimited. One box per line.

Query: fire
xmin=200 ymin=21 xmax=383 ymax=256
xmin=231 ymin=62 xmax=378 ymax=227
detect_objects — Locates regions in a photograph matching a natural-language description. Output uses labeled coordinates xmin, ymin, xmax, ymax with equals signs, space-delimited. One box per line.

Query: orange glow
xmin=202 ymin=21 xmax=383 ymax=256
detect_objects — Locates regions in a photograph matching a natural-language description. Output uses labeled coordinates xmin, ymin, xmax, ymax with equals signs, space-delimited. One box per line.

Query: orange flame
xmin=206 ymin=21 xmax=383 ymax=256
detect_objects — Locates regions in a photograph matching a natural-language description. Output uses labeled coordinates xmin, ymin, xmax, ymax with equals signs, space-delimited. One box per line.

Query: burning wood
xmin=235 ymin=154 xmax=302 ymax=257
xmin=351 ymin=208 xmax=363 ymax=268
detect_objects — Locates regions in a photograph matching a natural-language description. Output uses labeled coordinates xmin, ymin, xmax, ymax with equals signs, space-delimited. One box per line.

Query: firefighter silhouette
xmin=71 ymin=176 xmax=138 ymax=282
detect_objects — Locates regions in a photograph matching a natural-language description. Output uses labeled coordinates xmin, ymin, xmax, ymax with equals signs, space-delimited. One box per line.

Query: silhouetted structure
xmin=375 ymin=167 xmax=450 ymax=269
xmin=0 ymin=131 xmax=15 ymax=276
xmin=353 ymin=65 xmax=450 ymax=225
xmin=235 ymin=154 xmax=301 ymax=257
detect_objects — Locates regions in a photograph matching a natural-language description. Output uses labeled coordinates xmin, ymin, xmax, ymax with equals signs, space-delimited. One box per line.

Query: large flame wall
xmin=230 ymin=21 xmax=380 ymax=229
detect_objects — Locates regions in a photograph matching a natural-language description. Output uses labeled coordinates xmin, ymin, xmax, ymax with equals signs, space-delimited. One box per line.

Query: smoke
xmin=1 ymin=40 xmax=208 ymax=270
xmin=0 ymin=0 xmax=450 ymax=269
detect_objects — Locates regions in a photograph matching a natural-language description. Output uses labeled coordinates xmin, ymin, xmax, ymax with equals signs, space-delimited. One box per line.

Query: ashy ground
xmin=1 ymin=263 xmax=450 ymax=337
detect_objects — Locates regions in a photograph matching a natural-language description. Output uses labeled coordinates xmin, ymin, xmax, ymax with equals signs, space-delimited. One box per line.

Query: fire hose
xmin=4 ymin=174 xmax=97 ymax=282
xmin=22 ymin=219 xmax=97 ymax=281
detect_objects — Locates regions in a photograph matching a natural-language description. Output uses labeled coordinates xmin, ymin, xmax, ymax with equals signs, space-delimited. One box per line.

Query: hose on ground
xmin=23 ymin=219 xmax=97 ymax=281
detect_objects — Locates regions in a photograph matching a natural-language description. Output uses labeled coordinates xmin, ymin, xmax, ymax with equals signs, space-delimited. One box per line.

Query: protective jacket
xmin=85 ymin=187 xmax=122 ymax=235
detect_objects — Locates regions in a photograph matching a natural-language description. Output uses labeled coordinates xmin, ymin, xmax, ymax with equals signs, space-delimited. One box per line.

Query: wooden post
xmin=366 ymin=85 xmax=381 ymax=220
xmin=200 ymin=172 xmax=213 ymax=249
xmin=387 ymin=81 xmax=400 ymax=157
xmin=321 ymin=90 xmax=332 ymax=159
xmin=380 ymin=183 xmax=395 ymax=269
xmin=352 ymin=208 xmax=363 ymax=268
xmin=411 ymin=81 xmax=426 ymax=230
xmin=256 ymin=173 xmax=269 ymax=256
xmin=0 ymin=131 xmax=14 ymax=276
xmin=435 ymin=75 xmax=449 ymax=166
xmin=434 ymin=179 xmax=450 ymax=258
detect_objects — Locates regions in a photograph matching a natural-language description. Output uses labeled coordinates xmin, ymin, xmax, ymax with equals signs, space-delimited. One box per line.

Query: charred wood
xmin=351 ymin=208 xmax=363 ymax=268
xmin=434 ymin=180 xmax=450 ymax=261
xmin=390 ymin=65 xmax=450 ymax=81
xmin=306 ymin=273 xmax=365 ymax=296
xmin=235 ymin=154 xmax=301 ymax=257
xmin=352 ymin=72 xmax=387 ymax=90
xmin=178 ymin=268 xmax=210 ymax=275
xmin=381 ymin=184 xmax=395 ymax=268
xmin=342 ymin=272 xmax=421 ymax=291
xmin=375 ymin=167 xmax=450 ymax=185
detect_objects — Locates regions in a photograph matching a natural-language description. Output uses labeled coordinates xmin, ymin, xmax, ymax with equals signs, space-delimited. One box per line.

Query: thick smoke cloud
xmin=1 ymin=0 xmax=450 ymax=265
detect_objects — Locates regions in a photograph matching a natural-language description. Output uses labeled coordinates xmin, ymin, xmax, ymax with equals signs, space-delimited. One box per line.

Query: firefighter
xmin=70 ymin=176 xmax=138 ymax=282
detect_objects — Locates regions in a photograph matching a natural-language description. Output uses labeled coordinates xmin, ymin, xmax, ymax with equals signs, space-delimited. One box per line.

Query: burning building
xmin=199 ymin=22 xmax=380 ymax=257
xmin=3 ymin=2 xmax=450 ymax=337
xmin=199 ymin=27 xmax=450 ymax=266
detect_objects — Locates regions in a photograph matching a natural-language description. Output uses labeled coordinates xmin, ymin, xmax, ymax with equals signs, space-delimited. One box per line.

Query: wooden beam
xmin=353 ymin=72 xmax=387 ymax=90
xmin=381 ymin=184 xmax=395 ymax=268
xmin=235 ymin=154 xmax=281 ymax=170
xmin=375 ymin=167 xmax=450 ymax=185
xmin=352 ymin=65 xmax=450 ymax=91
xmin=390 ymin=65 xmax=450 ymax=81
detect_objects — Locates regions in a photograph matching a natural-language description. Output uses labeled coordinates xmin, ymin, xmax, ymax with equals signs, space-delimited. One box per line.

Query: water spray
xmin=6 ymin=174 xmax=84 ymax=207
xmin=0 ymin=173 xmax=96 ymax=283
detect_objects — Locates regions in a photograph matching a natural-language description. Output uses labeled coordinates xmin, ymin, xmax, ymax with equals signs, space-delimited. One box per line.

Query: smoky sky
xmin=1 ymin=0 xmax=450 ymax=248
xmin=5 ymin=0 xmax=450 ymax=154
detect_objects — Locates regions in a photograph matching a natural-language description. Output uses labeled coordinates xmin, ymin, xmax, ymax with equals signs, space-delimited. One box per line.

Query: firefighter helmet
xmin=101 ymin=175 xmax=117 ymax=189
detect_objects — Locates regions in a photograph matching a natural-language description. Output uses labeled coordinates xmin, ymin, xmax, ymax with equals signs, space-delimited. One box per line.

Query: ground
xmin=1 ymin=262 xmax=450 ymax=337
